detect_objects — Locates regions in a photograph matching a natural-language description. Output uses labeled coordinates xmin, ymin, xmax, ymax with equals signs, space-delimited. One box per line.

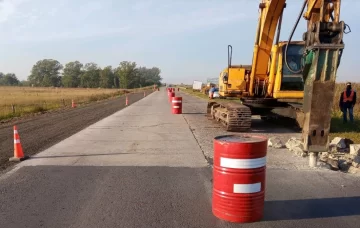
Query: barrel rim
xmin=214 ymin=134 xmax=267 ymax=143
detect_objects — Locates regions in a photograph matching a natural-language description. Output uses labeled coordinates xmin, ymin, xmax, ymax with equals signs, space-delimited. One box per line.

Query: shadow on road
xmin=182 ymin=112 xmax=207 ymax=115
xmin=250 ymin=119 xmax=300 ymax=134
xmin=30 ymin=152 xmax=130 ymax=159
xmin=263 ymin=196 xmax=360 ymax=221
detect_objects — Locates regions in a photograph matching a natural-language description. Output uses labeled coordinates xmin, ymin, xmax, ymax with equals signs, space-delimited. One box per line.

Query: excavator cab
xmin=280 ymin=43 xmax=304 ymax=91
xmin=272 ymin=41 xmax=305 ymax=99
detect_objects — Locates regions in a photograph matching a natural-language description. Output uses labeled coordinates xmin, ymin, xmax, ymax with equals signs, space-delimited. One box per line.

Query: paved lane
xmin=1 ymin=88 xmax=360 ymax=228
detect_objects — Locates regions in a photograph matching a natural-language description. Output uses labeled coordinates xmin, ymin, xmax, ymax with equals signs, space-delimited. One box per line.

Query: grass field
xmin=180 ymin=82 xmax=360 ymax=143
xmin=0 ymin=86 xmax=153 ymax=121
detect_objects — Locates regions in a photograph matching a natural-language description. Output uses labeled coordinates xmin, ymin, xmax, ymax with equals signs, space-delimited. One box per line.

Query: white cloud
xmin=132 ymin=0 xmax=154 ymax=11
xmin=13 ymin=25 xmax=132 ymax=42
xmin=0 ymin=0 xmax=28 ymax=23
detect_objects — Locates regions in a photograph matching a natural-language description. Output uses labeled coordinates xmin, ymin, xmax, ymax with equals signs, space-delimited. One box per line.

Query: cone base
xmin=9 ymin=155 xmax=29 ymax=162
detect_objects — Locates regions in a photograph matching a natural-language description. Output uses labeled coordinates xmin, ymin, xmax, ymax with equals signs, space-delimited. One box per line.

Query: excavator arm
xmin=300 ymin=0 xmax=346 ymax=154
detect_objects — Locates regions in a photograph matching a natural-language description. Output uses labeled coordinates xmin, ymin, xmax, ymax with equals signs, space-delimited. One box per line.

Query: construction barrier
xmin=171 ymin=97 xmax=182 ymax=114
xmin=168 ymin=92 xmax=175 ymax=103
xmin=212 ymin=135 xmax=267 ymax=223
xmin=9 ymin=126 xmax=29 ymax=162
xmin=126 ymin=95 xmax=129 ymax=106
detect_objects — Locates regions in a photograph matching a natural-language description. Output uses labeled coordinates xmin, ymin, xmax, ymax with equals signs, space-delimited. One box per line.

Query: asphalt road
xmin=178 ymin=91 xmax=310 ymax=170
xmin=0 ymin=90 xmax=152 ymax=171
xmin=1 ymin=88 xmax=360 ymax=228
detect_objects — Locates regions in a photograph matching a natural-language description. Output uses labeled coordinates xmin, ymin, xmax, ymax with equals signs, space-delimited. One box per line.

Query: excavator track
xmin=207 ymin=101 xmax=251 ymax=131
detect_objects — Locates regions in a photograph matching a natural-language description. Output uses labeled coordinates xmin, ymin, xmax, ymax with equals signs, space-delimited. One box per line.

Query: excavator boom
xmin=249 ymin=0 xmax=286 ymax=96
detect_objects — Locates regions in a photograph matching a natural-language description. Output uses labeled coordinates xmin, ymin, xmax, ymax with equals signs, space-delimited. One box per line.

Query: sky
xmin=0 ymin=0 xmax=358 ymax=84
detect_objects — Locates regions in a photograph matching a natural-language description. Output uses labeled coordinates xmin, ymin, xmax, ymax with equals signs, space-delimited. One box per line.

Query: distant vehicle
xmin=192 ymin=80 xmax=202 ymax=92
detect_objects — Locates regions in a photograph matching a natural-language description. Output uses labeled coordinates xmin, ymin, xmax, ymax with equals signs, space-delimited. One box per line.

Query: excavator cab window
xmin=280 ymin=44 xmax=304 ymax=91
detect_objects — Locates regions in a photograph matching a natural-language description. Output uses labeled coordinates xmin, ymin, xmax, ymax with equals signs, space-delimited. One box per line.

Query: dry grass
xmin=180 ymin=83 xmax=360 ymax=143
xmin=0 ymin=86 xmax=153 ymax=120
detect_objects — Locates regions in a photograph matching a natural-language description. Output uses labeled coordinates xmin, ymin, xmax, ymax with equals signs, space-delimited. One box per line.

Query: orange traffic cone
xmin=126 ymin=95 xmax=129 ymax=106
xmin=9 ymin=126 xmax=29 ymax=162
xmin=72 ymin=99 xmax=76 ymax=108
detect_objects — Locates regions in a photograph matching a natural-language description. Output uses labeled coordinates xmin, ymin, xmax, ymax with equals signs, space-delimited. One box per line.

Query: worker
xmin=209 ymin=85 xmax=215 ymax=99
xmin=339 ymin=82 xmax=356 ymax=123
xmin=288 ymin=57 xmax=299 ymax=71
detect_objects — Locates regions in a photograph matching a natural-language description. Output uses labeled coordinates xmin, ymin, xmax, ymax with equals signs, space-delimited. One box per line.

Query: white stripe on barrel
xmin=172 ymin=100 xmax=182 ymax=103
xmin=233 ymin=183 xmax=261 ymax=193
xmin=173 ymin=106 xmax=180 ymax=108
xmin=14 ymin=130 xmax=18 ymax=134
xmin=220 ymin=156 xmax=266 ymax=169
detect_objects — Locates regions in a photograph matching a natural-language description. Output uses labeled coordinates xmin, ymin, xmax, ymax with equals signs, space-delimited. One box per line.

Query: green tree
xmin=0 ymin=72 xmax=20 ymax=86
xmin=20 ymin=80 xmax=31 ymax=87
xmin=28 ymin=59 xmax=63 ymax=87
xmin=0 ymin=72 xmax=4 ymax=85
xmin=99 ymin=66 xmax=115 ymax=88
xmin=146 ymin=67 xmax=162 ymax=86
xmin=25 ymin=59 xmax=163 ymax=88
xmin=136 ymin=66 xmax=162 ymax=87
xmin=62 ymin=61 xmax=83 ymax=87
xmin=115 ymin=61 xmax=137 ymax=89
xmin=2 ymin=73 xmax=19 ymax=85
xmin=80 ymin=63 xmax=100 ymax=88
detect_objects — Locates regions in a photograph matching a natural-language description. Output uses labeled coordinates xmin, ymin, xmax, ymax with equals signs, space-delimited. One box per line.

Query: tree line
xmin=0 ymin=73 xmax=20 ymax=86
xmin=0 ymin=59 xmax=163 ymax=89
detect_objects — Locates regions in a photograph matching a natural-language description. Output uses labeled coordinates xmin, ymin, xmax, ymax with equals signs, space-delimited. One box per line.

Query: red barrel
xmin=168 ymin=92 xmax=175 ymax=103
xmin=171 ymin=97 xmax=182 ymax=114
xmin=212 ymin=135 xmax=267 ymax=223
xmin=177 ymin=88 xmax=179 ymax=91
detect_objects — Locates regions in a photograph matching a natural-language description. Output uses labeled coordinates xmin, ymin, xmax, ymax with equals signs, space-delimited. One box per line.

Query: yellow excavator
xmin=207 ymin=0 xmax=349 ymax=155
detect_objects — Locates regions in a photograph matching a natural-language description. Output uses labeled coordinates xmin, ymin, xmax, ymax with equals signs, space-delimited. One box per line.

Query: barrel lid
xmin=214 ymin=135 xmax=266 ymax=143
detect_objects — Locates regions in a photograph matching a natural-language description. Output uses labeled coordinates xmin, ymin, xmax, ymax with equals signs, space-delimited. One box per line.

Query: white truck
xmin=192 ymin=80 xmax=203 ymax=92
